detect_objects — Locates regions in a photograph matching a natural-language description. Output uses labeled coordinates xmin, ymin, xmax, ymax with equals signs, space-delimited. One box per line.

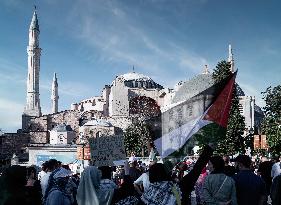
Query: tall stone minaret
xmin=51 ymin=73 xmax=59 ymax=113
xmin=228 ymin=44 xmax=235 ymax=73
xmin=22 ymin=7 xmax=42 ymax=129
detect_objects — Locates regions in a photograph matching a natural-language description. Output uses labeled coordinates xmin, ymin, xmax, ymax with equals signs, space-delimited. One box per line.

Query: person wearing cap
xmin=233 ymin=155 xmax=267 ymax=205
xmin=45 ymin=167 xmax=73 ymax=205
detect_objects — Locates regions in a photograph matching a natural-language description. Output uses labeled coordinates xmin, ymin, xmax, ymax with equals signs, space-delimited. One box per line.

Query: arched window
xmin=96 ymin=131 xmax=101 ymax=138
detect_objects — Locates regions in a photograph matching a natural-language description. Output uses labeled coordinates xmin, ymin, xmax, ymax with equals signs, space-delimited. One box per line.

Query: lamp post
xmin=245 ymin=127 xmax=254 ymax=155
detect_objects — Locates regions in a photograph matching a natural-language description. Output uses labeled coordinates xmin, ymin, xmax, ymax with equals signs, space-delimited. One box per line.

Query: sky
xmin=0 ymin=0 xmax=280 ymax=133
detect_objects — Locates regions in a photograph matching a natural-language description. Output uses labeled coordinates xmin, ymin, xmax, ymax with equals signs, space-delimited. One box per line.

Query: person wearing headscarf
xmin=45 ymin=167 xmax=73 ymax=205
xmin=76 ymin=166 xmax=101 ymax=205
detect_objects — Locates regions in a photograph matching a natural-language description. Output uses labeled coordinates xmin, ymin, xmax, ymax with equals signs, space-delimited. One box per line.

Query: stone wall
xmin=29 ymin=131 xmax=48 ymax=144
xmin=0 ymin=133 xmax=30 ymax=160
xmin=25 ymin=110 xmax=105 ymax=144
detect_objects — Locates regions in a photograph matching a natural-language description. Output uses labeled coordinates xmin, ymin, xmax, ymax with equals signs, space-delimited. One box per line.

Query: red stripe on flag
xmin=203 ymin=73 xmax=236 ymax=128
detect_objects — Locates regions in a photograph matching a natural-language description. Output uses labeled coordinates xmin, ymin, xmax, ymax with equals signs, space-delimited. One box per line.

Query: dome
xmin=52 ymin=124 xmax=73 ymax=132
xmin=121 ymin=72 xmax=152 ymax=81
xmin=83 ymin=119 xmax=112 ymax=127
xmin=115 ymin=72 xmax=163 ymax=89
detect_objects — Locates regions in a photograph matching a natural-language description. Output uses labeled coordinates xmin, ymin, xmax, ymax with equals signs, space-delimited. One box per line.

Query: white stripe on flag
xmin=154 ymin=116 xmax=212 ymax=158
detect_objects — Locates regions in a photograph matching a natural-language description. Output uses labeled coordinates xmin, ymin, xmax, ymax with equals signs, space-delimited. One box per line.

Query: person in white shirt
xmin=271 ymin=156 xmax=281 ymax=179
xmin=40 ymin=159 xmax=59 ymax=197
xmin=134 ymin=171 xmax=150 ymax=194
xmin=128 ymin=152 xmax=136 ymax=163
xmin=38 ymin=162 xmax=47 ymax=181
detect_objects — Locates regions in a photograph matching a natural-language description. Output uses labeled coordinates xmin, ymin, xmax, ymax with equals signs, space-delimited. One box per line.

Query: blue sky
xmin=0 ymin=0 xmax=280 ymax=132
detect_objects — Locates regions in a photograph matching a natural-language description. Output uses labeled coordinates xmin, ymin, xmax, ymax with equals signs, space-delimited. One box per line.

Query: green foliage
xmin=124 ymin=121 xmax=152 ymax=157
xmin=219 ymin=86 xmax=246 ymax=155
xmin=209 ymin=60 xmax=246 ymax=155
xmin=261 ymin=85 xmax=281 ymax=155
xmin=195 ymin=123 xmax=227 ymax=146
xmin=212 ymin=60 xmax=232 ymax=84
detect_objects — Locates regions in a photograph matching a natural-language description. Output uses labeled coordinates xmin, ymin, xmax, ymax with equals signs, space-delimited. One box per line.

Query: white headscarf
xmin=76 ymin=166 xmax=101 ymax=205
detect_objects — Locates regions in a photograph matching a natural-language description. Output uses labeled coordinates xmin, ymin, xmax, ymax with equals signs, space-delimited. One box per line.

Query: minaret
xmin=228 ymin=44 xmax=235 ymax=73
xmin=51 ymin=73 xmax=59 ymax=113
xmin=202 ymin=64 xmax=209 ymax=74
xmin=22 ymin=7 xmax=42 ymax=129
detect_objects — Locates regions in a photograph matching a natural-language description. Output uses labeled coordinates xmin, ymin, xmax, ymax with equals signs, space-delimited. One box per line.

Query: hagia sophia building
xmin=0 ymin=9 xmax=263 ymax=168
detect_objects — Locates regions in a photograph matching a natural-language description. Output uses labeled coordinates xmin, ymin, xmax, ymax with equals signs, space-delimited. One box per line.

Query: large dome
xmin=120 ymin=72 xmax=152 ymax=81
xmin=116 ymin=72 xmax=163 ymax=89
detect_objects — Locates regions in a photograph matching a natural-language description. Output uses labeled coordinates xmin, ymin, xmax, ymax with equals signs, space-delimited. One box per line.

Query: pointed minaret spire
xmin=202 ymin=64 xmax=209 ymax=74
xmin=228 ymin=44 xmax=235 ymax=73
xmin=51 ymin=72 xmax=59 ymax=113
xmin=30 ymin=6 xmax=40 ymax=31
xmin=132 ymin=65 xmax=135 ymax=73
xmin=23 ymin=7 xmax=42 ymax=130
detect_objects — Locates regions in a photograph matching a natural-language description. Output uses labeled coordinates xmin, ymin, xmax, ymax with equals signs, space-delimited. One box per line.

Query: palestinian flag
xmin=154 ymin=72 xmax=237 ymax=158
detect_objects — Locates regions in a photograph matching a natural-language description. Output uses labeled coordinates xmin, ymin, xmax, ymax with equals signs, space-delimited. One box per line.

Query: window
xmin=96 ymin=131 xmax=101 ymax=138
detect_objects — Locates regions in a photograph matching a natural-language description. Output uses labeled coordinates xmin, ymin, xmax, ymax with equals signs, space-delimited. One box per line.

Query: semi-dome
xmin=83 ymin=119 xmax=112 ymax=127
xmin=52 ymin=123 xmax=73 ymax=132
xmin=115 ymin=72 xmax=163 ymax=89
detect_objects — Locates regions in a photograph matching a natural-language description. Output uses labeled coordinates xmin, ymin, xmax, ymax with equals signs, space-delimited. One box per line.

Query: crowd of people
xmin=0 ymin=145 xmax=281 ymax=205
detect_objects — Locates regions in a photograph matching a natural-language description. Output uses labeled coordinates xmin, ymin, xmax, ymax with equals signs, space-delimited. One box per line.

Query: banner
xmin=77 ymin=147 xmax=83 ymax=160
xmin=89 ymin=135 xmax=126 ymax=166
xmin=254 ymin=135 xmax=260 ymax=150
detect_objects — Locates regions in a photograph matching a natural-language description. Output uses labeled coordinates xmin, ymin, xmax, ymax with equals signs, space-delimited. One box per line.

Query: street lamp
xmin=245 ymin=127 xmax=254 ymax=155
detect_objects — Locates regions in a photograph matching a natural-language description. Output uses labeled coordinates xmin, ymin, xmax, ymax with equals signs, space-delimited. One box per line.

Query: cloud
xmin=40 ymin=78 xmax=92 ymax=98
xmin=0 ymin=58 xmax=26 ymax=83
xmin=64 ymin=0 xmax=209 ymax=79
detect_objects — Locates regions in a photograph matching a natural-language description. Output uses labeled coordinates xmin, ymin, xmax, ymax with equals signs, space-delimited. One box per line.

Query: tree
xmin=261 ymin=85 xmax=281 ymax=156
xmin=212 ymin=60 xmax=246 ymax=155
xmin=124 ymin=96 xmax=161 ymax=157
xmin=124 ymin=121 xmax=152 ymax=157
